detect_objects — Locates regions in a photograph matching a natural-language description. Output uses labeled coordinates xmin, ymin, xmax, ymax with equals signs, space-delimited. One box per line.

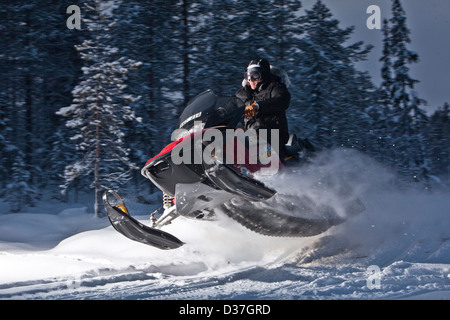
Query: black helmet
xmin=246 ymin=58 xmax=270 ymax=81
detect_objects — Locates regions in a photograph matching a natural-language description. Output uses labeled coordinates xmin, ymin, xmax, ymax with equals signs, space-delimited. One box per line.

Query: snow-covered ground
xmin=1 ymin=150 xmax=449 ymax=300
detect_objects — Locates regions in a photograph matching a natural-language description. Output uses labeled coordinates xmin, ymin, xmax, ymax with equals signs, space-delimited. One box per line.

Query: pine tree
xmin=0 ymin=92 xmax=7 ymax=187
xmin=269 ymin=0 xmax=303 ymax=63
xmin=374 ymin=19 xmax=396 ymax=165
xmin=4 ymin=152 xmax=39 ymax=213
xmin=233 ymin=0 xmax=274 ymax=61
xmin=0 ymin=2 xmax=52 ymax=206
xmin=187 ymin=0 xmax=242 ymax=96
xmin=0 ymin=2 xmax=39 ymax=192
xmin=0 ymin=1 xmax=85 ymax=204
xmin=380 ymin=0 xmax=430 ymax=185
xmin=428 ymin=103 xmax=450 ymax=184
xmin=0 ymin=96 xmax=37 ymax=212
xmin=266 ymin=0 xmax=305 ymax=132
xmin=111 ymin=0 xmax=185 ymax=194
xmin=295 ymin=0 xmax=374 ymax=150
xmin=57 ymin=0 xmax=142 ymax=217
xmin=32 ymin=2 xmax=85 ymax=192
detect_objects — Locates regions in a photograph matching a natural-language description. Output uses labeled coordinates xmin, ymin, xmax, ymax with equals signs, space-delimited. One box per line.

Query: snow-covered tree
xmin=268 ymin=0 xmax=303 ymax=63
xmin=379 ymin=19 xmax=394 ymax=110
xmin=57 ymin=0 xmax=142 ymax=217
xmin=190 ymin=0 xmax=242 ymax=96
xmin=428 ymin=103 xmax=450 ymax=184
xmin=379 ymin=0 xmax=430 ymax=185
xmin=109 ymin=0 xmax=184 ymax=194
xmin=4 ymin=152 xmax=39 ymax=213
xmin=295 ymin=0 xmax=374 ymax=150
xmin=265 ymin=0 xmax=305 ymax=130
xmin=371 ymin=19 xmax=397 ymax=165
xmin=0 ymin=94 xmax=8 ymax=189
xmin=0 ymin=97 xmax=37 ymax=212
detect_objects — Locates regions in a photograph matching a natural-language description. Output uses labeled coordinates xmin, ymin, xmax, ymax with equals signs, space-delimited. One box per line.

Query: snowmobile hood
xmin=145 ymin=137 xmax=183 ymax=165
xmin=177 ymin=90 xmax=245 ymax=132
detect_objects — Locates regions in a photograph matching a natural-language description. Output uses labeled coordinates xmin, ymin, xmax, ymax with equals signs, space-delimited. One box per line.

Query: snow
xmin=1 ymin=150 xmax=449 ymax=300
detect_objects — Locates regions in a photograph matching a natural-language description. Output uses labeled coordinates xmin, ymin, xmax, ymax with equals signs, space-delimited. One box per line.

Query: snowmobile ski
xmin=103 ymin=190 xmax=184 ymax=250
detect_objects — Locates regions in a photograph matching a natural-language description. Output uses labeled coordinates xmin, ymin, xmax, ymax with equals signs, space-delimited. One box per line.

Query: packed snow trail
xmin=0 ymin=149 xmax=449 ymax=299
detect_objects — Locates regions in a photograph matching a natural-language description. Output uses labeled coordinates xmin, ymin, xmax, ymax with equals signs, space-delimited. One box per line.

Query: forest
xmin=0 ymin=0 xmax=449 ymax=214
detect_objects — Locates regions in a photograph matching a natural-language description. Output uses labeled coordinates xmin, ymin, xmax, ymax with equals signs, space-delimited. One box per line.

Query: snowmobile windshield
xmin=177 ymin=90 xmax=245 ymax=132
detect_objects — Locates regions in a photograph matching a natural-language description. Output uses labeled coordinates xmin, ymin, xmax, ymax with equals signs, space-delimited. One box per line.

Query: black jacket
xmin=235 ymin=76 xmax=290 ymax=146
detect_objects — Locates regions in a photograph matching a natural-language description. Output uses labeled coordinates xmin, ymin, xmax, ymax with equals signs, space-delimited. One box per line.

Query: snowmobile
xmin=103 ymin=90 xmax=364 ymax=250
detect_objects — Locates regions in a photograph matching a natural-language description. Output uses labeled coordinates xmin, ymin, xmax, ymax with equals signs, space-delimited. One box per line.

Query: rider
xmin=235 ymin=58 xmax=291 ymax=158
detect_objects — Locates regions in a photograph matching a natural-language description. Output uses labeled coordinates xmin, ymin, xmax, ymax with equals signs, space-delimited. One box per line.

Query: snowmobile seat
xmin=283 ymin=134 xmax=315 ymax=163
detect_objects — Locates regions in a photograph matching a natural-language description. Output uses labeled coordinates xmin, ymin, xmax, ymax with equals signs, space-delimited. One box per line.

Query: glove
xmin=244 ymin=101 xmax=259 ymax=118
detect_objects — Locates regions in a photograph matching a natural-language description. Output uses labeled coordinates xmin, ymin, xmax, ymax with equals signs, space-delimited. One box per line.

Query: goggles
xmin=246 ymin=70 xmax=262 ymax=81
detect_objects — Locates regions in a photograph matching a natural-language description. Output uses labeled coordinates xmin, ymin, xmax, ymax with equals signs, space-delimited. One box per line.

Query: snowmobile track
xmin=220 ymin=201 xmax=344 ymax=238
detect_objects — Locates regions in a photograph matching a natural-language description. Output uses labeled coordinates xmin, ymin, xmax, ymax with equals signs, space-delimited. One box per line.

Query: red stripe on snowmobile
xmin=145 ymin=138 xmax=183 ymax=165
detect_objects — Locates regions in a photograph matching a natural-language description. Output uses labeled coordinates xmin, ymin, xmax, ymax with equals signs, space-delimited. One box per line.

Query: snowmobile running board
xmin=103 ymin=190 xmax=184 ymax=250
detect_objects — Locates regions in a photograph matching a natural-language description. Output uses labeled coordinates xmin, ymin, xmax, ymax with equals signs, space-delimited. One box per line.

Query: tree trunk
xmin=94 ymin=105 xmax=102 ymax=218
